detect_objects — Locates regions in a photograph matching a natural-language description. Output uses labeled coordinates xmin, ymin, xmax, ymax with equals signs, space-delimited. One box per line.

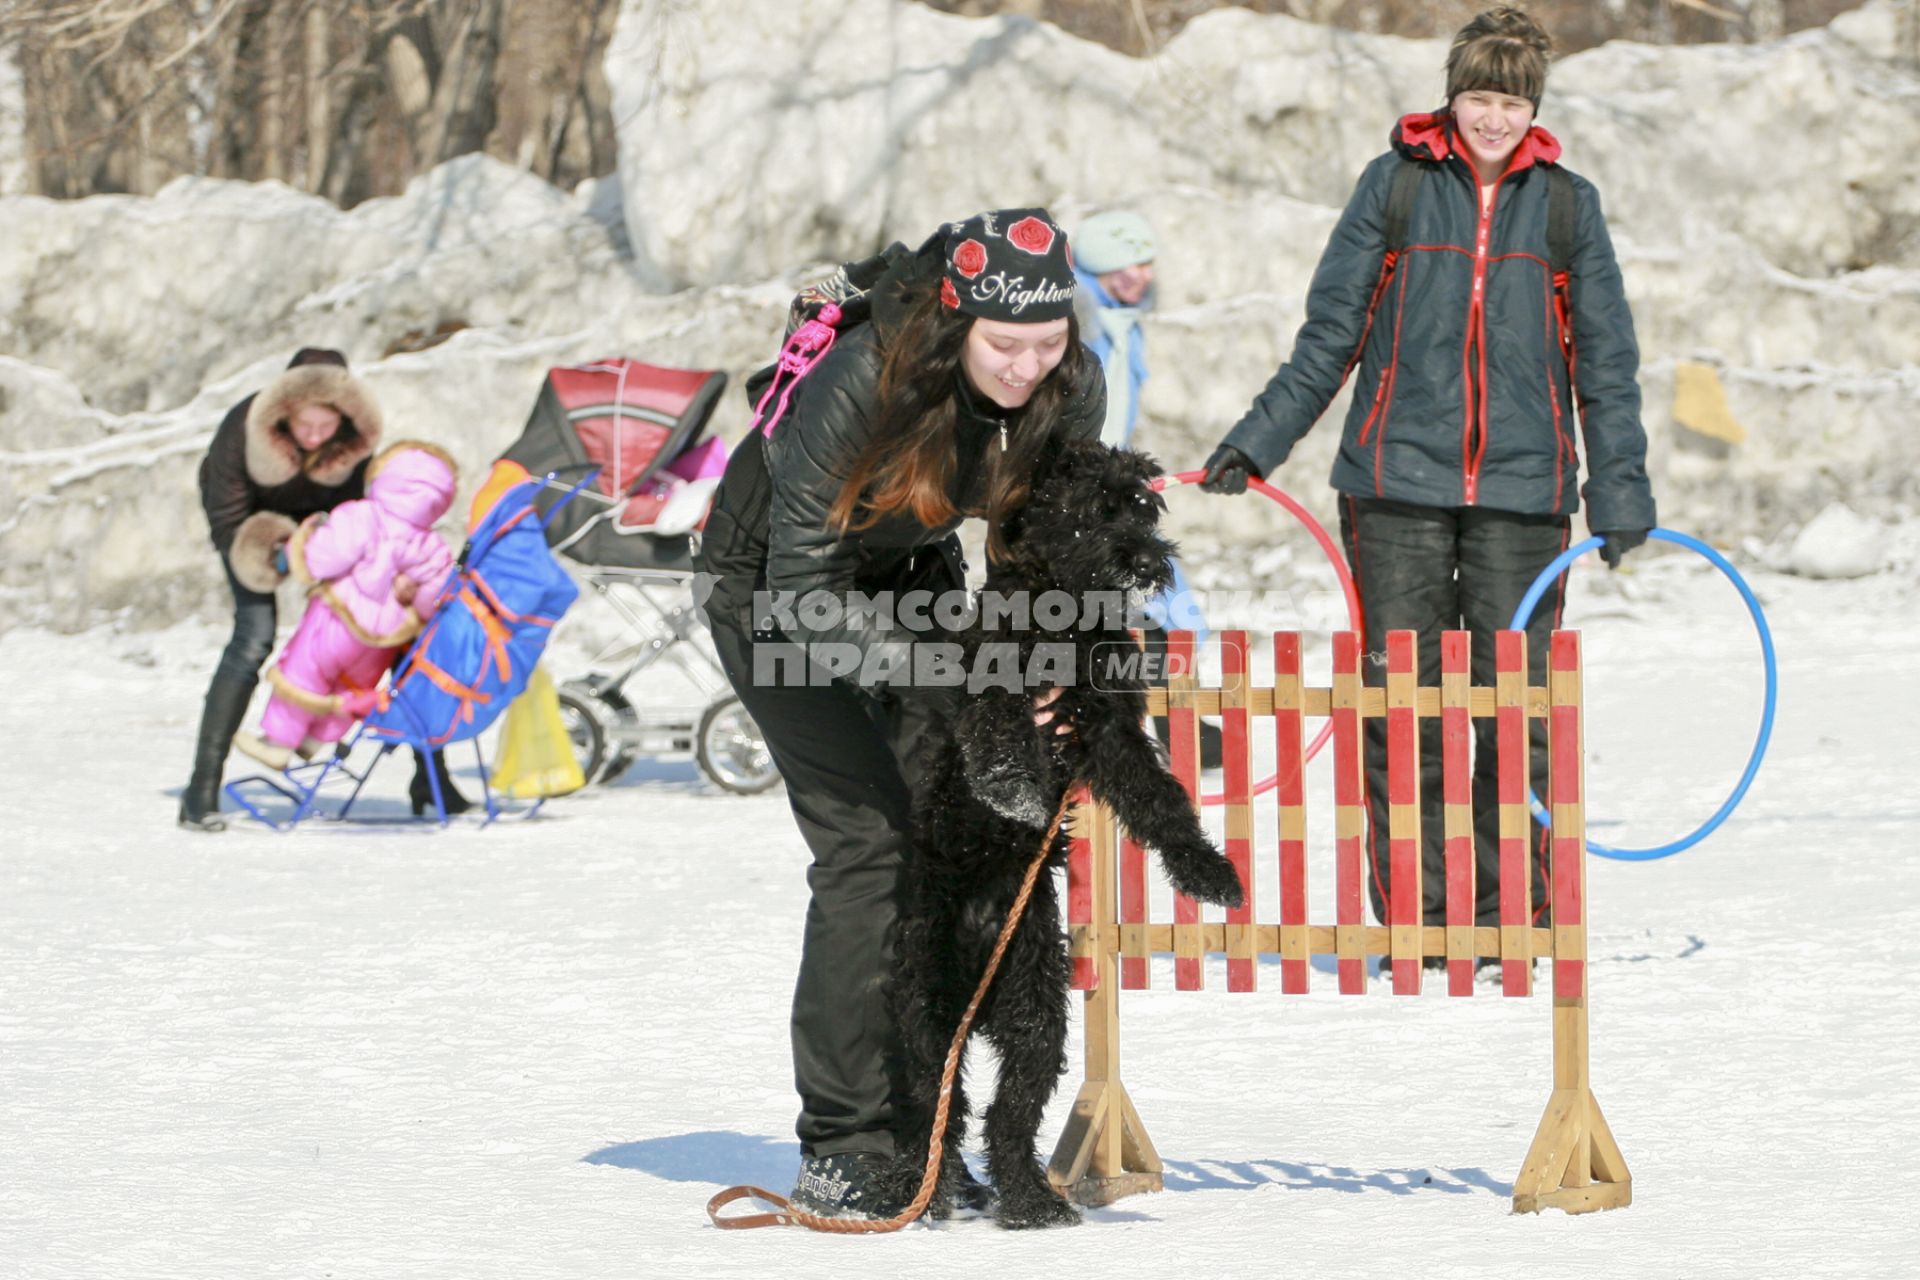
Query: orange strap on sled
xmin=457 ymin=586 xmax=518 ymax=688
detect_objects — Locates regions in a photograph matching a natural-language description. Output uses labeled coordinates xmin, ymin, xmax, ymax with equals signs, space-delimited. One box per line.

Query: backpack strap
xmin=1545 ymin=165 xmax=1576 ymax=276
xmin=752 ymin=241 xmax=917 ymax=438
xmin=1383 ymin=155 xmax=1426 ymax=256
xmin=1544 ymin=165 xmax=1578 ymax=374
xmin=1343 ymin=157 xmax=1426 ymax=382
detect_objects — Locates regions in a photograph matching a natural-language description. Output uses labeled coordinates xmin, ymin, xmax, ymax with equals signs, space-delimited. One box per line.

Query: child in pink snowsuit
xmin=238 ymin=442 xmax=458 ymax=766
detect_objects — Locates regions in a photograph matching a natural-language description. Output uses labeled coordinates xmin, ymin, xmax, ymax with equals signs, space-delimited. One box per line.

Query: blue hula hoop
xmin=1509 ymin=528 xmax=1778 ymax=862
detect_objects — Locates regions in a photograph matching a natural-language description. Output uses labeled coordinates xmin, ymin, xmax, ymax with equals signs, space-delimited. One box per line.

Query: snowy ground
xmin=4 ymin=553 xmax=1917 ymax=1279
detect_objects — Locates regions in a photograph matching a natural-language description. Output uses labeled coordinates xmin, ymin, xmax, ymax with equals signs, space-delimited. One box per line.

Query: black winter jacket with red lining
xmin=1224 ymin=112 xmax=1655 ymax=533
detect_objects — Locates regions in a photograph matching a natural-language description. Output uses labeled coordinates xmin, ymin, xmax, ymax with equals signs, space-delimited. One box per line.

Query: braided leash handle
xmin=706 ymin=791 xmax=1079 ymax=1233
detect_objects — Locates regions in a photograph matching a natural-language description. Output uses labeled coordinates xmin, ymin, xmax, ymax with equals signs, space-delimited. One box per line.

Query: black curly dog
xmin=885 ymin=439 xmax=1245 ymax=1229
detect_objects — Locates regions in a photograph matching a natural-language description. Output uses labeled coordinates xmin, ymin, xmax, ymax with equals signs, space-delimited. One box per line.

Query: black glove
xmin=1199 ymin=444 xmax=1259 ymax=495
xmin=1597 ymin=528 xmax=1649 ymax=570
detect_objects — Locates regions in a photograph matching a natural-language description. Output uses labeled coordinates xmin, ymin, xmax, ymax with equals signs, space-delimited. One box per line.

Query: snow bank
xmin=0 ymin=154 xmax=800 ymax=630
xmin=1786 ymin=501 xmax=1886 ymax=578
xmin=1 ymin=2 xmax=1917 ymax=631
xmin=611 ymin=0 xmax=1920 ymax=285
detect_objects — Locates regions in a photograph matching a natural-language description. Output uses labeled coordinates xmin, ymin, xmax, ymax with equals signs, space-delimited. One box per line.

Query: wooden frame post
xmin=1049 ymin=798 xmax=1163 ymax=1206
xmin=1511 ymin=632 xmax=1631 ymax=1214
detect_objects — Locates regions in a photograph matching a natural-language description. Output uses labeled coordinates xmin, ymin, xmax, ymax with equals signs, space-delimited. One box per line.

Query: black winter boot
xmin=410 ymin=748 xmax=473 ymax=817
xmin=788 ymin=1151 xmax=910 ymax=1221
xmin=179 ymin=677 xmax=255 ymax=832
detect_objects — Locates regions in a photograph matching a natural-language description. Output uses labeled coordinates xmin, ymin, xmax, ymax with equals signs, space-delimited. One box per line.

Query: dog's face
xmin=1010 ymin=440 xmax=1177 ymax=598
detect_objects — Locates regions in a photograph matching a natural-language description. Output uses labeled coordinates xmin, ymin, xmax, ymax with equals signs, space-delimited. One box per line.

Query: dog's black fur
xmin=886 ymin=438 xmax=1245 ymax=1229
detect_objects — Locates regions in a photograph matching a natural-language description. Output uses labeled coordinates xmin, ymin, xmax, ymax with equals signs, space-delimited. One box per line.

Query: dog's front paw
xmin=960 ymin=744 xmax=1052 ymax=825
xmin=958 ymin=708 xmax=1051 ymax=827
xmin=994 ymin=1181 xmax=1082 ymax=1230
xmin=969 ymin=769 xmax=1052 ymax=826
xmin=928 ymin=1154 xmax=994 ymax=1220
xmin=1162 ymin=844 xmax=1246 ymax=909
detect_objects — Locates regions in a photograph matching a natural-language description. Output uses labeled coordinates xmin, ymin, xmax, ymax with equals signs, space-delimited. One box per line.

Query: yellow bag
xmin=490 ymin=665 xmax=586 ymax=799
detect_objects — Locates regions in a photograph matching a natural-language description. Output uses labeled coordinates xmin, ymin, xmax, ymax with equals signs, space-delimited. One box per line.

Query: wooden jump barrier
xmin=1049 ymin=628 xmax=1630 ymax=1216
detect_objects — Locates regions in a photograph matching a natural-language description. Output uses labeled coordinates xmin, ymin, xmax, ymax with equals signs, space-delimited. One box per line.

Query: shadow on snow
xmin=584 ymin=1131 xmax=800 ymax=1189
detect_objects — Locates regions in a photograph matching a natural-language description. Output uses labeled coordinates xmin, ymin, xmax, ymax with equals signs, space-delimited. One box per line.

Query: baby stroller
xmin=490 ymin=357 xmax=779 ymax=795
xmin=224 ymin=473 xmax=587 ymax=829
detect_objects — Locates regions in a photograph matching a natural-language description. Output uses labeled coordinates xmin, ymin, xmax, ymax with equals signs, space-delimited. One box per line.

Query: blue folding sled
xmin=225 ymin=474 xmax=587 ymax=830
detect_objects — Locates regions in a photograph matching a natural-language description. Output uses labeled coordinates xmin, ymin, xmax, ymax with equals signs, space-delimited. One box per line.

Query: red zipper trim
xmin=1345 ymin=251 xmax=1400 ymax=384
xmin=1540 ymin=268 xmax=1569 ymax=509
xmin=1459 ymin=293 xmax=1475 ymax=496
xmin=1357 ymin=263 xmax=1409 ymax=446
xmin=1543 ymin=268 xmax=1574 ymax=506
xmin=1347 ymin=254 xmax=1396 ymax=459
xmin=1356 ymin=245 xmax=1466 ymax=449
xmin=1462 ymin=177 xmax=1496 ymax=505
xmin=1366 ymin=266 xmax=1410 ymax=495
xmin=1356 ymin=371 xmax=1389 ymax=447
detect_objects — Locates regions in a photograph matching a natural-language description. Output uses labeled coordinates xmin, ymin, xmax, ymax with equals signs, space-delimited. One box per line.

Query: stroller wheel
xmin=696 ymin=696 xmax=781 ymax=795
xmin=589 ymin=684 xmax=642 ymax=783
xmin=555 ymin=686 xmax=609 ymax=785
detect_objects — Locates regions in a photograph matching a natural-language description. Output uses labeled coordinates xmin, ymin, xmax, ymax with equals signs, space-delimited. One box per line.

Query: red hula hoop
xmin=1151 ymin=470 xmax=1364 ymax=805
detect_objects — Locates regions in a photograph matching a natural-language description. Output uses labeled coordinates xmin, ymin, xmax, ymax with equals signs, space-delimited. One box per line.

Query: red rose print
xmin=1007 ymin=216 xmax=1055 ymax=256
xmin=940 ymin=277 xmax=960 ymax=309
xmin=952 ymin=238 xmax=988 ymax=279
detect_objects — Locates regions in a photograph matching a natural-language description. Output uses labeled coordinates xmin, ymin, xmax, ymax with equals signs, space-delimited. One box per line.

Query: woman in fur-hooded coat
xmin=178 ymin=347 xmax=382 ymax=831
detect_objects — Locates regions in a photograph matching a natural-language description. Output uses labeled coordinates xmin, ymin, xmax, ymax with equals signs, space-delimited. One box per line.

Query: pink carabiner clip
xmin=751 ymin=303 xmax=844 ymax=437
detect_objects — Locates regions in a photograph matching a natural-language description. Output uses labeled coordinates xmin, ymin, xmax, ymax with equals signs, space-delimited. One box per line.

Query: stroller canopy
xmin=497 ymin=359 xmax=728 ymax=573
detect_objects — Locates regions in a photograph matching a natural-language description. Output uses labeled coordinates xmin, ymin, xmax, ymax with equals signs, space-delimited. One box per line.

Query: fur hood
xmin=244 ymin=364 xmax=384 ymax=489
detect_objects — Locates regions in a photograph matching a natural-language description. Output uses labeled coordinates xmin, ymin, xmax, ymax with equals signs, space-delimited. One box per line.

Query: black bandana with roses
xmin=939 ymin=207 xmax=1076 ymax=323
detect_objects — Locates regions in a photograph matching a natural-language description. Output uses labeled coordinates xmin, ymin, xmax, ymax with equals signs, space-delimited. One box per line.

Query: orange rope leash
xmin=706 ymin=790 xmax=1078 ymax=1233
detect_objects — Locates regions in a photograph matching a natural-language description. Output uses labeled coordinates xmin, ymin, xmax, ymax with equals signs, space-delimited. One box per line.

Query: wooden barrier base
xmin=1048 ymin=1078 xmax=1163 ymax=1206
xmin=1062 ymin=1171 xmax=1165 ymax=1208
xmin=1511 ymin=1086 xmax=1631 ymax=1215
xmin=1513 ymin=1179 xmax=1631 ymax=1215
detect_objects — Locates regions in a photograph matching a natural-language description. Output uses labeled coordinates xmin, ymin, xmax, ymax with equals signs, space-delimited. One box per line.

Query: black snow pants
xmin=709 ymin=615 xmax=953 ymax=1160
xmin=1337 ymin=497 xmax=1569 ymax=929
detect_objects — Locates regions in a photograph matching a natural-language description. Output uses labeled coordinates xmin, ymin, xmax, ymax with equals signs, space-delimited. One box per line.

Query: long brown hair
xmin=827 ymin=278 xmax=1089 ymax=561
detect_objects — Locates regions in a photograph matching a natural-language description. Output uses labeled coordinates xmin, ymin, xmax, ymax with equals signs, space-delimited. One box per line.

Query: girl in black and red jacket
xmin=1201 ymin=8 xmax=1656 ymax=946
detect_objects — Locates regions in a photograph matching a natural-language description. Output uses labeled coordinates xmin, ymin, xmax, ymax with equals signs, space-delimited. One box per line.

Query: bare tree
xmin=0 ymin=0 xmax=618 ymax=204
xmin=2 ymin=0 xmax=1863 ymax=202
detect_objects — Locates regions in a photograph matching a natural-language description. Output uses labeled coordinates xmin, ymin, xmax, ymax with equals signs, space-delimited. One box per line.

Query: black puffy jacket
xmin=697 ymin=245 xmax=1106 ymax=681
xmin=1224 ymin=112 xmax=1655 ymax=533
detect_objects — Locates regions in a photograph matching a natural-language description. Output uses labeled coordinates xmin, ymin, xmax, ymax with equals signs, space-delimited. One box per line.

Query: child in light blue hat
xmin=1072 ymin=210 xmax=1157 ymax=448
xmin=1074 ymin=209 xmax=1220 ymax=766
